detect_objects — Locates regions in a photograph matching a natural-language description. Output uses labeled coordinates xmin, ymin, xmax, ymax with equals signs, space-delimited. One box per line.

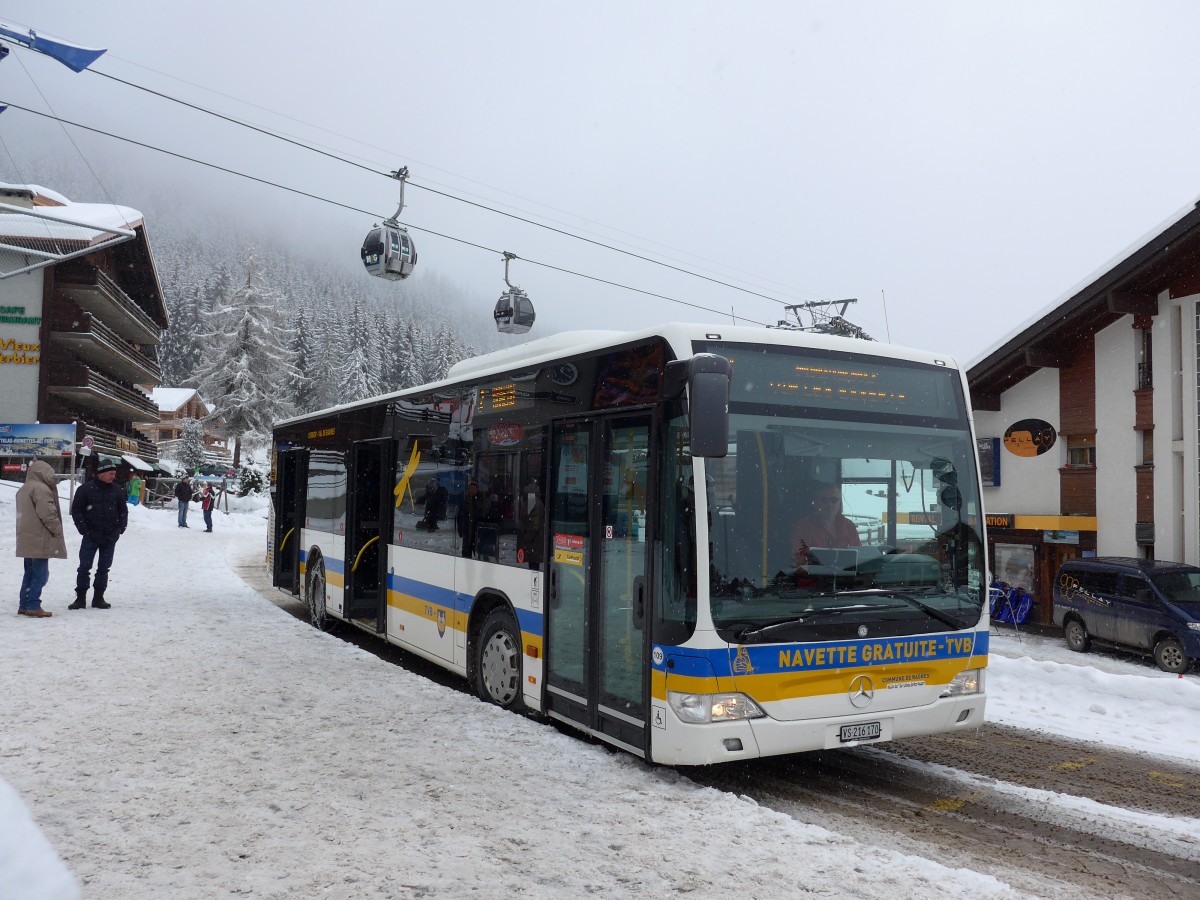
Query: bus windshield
xmin=697 ymin=342 xmax=985 ymax=643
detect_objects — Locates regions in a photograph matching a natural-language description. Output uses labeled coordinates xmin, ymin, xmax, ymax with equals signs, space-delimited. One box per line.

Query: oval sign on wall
xmin=1003 ymin=418 xmax=1057 ymax=457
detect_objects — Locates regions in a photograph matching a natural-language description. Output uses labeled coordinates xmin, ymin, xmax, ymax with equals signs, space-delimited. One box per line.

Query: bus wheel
xmin=476 ymin=608 xmax=524 ymax=711
xmin=307 ymin=555 xmax=335 ymax=632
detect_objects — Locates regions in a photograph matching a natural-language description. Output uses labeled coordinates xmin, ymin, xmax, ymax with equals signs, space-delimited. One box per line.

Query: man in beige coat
xmin=15 ymin=459 xmax=68 ymax=618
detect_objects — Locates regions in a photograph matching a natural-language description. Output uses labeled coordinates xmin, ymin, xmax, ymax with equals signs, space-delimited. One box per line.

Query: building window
xmin=1140 ymin=430 xmax=1154 ymax=465
xmin=1137 ymin=327 xmax=1153 ymax=389
xmin=1066 ymin=435 xmax=1096 ymax=467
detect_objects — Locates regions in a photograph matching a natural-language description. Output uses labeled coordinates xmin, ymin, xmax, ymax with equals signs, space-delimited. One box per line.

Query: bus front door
xmin=546 ymin=414 xmax=652 ymax=758
xmin=345 ymin=438 xmax=395 ymax=631
xmin=272 ymin=448 xmax=308 ymax=594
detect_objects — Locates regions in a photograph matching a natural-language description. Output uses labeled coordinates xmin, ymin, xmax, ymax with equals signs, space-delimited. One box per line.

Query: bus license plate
xmin=839 ymin=722 xmax=882 ymax=743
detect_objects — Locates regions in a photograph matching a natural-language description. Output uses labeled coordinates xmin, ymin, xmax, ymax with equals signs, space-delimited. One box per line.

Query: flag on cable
xmin=0 ymin=21 xmax=106 ymax=72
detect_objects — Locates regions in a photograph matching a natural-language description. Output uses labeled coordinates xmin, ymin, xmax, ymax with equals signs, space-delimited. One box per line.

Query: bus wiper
xmin=848 ymin=588 xmax=961 ymax=630
xmin=732 ymin=603 xmax=868 ymax=641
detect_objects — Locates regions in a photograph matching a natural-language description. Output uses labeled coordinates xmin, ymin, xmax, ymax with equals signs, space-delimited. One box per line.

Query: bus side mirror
xmin=684 ymin=353 xmax=731 ymax=458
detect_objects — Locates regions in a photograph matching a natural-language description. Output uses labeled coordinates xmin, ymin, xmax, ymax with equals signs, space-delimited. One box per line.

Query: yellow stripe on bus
xmin=385 ymin=588 xmax=543 ymax=658
xmin=653 ymin=657 xmax=984 ymax=703
xmin=387 ymin=588 xmax=467 ymax=633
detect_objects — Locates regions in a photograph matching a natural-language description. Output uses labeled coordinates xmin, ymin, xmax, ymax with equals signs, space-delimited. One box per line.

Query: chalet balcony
xmin=48 ymin=361 xmax=160 ymax=424
xmin=51 ymin=312 xmax=162 ymax=385
xmin=55 ymin=262 xmax=162 ymax=345
xmin=82 ymin=423 xmax=161 ymax=464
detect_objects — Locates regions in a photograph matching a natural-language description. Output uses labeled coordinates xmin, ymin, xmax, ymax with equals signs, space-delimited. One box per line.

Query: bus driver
xmin=791 ymin=482 xmax=860 ymax=566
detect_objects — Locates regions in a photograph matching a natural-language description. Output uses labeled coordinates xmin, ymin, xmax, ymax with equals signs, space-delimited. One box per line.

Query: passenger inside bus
xmin=416 ymin=477 xmax=448 ymax=531
xmin=517 ymin=482 xmax=544 ymax=568
xmin=791 ymin=482 xmax=861 ymax=567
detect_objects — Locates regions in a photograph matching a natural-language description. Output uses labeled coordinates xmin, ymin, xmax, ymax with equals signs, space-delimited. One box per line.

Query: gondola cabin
xmin=494 ymin=288 xmax=535 ymax=334
xmin=361 ymin=224 xmax=417 ymax=280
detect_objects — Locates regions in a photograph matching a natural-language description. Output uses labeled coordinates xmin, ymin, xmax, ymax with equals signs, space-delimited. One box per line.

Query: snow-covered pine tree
xmin=178 ymin=417 xmax=207 ymax=472
xmin=159 ymin=280 xmax=203 ymax=385
xmin=288 ymin=302 xmax=316 ymax=410
xmin=414 ymin=324 xmax=440 ymax=385
xmin=370 ymin=311 xmax=391 ymax=395
xmin=190 ymin=253 xmax=297 ymax=467
xmin=398 ymin=320 xmax=422 ymax=389
xmin=336 ymin=294 xmax=373 ymax=402
xmin=427 ymin=323 xmax=463 ymax=382
xmin=306 ymin=300 xmax=341 ymax=412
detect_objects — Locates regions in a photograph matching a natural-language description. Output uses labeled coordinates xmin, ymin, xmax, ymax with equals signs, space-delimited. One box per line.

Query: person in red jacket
xmin=201 ymin=483 xmax=215 ymax=532
xmin=791 ymin=482 xmax=860 ymax=565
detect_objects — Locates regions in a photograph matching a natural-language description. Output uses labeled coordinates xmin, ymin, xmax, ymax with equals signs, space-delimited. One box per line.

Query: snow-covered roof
xmin=0 ymin=181 xmax=142 ymax=244
xmin=148 ymin=387 xmax=203 ymax=413
xmin=0 ymin=182 xmax=70 ymax=205
xmin=967 ymin=196 xmax=1200 ymax=406
xmin=968 ymin=195 xmax=1200 ymax=371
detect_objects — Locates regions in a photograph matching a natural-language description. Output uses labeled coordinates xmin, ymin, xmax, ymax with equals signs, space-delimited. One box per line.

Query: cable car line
xmin=517 ymin=255 xmax=768 ymax=326
xmin=89 ymin=69 xmax=384 ymax=178
xmin=2 ymin=101 xmax=763 ymax=324
xmin=96 ymin=51 xmax=798 ymax=297
xmin=83 ymin=64 xmax=795 ymax=308
xmin=402 ymin=177 xmax=791 ymax=307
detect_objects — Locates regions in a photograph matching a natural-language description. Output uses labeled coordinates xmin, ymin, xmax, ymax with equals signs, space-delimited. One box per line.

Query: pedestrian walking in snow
xmin=69 ymin=460 xmax=127 ymax=609
xmin=201 ymin=483 xmax=215 ymax=532
xmin=175 ymin=474 xmax=193 ymax=528
xmin=15 ymin=459 xmax=68 ymax=618
xmin=127 ymin=472 xmax=143 ymax=506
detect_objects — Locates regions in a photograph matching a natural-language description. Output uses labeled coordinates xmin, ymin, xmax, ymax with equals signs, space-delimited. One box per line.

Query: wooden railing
xmin=56 ymin=262 xmax=161 ymax=342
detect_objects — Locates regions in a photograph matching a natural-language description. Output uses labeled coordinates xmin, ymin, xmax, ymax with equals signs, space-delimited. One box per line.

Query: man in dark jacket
xmin=456 ymin=480 xmax=499 ymax=559
xmin=174 ymin=474 xmax=194 ymax=528
xmin=69 ymin=460 xmax=128 ymax=609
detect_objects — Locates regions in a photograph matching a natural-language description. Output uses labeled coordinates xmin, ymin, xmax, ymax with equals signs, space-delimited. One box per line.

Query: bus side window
xmin=656 ymin=419 xmax=697 ymax=644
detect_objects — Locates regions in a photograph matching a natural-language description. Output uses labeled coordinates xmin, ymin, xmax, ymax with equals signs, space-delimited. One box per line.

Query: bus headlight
xmin=667 ymin=691 xmax=765 ymax=724
xmin=940 ymin=668 xmax=983 ymax=698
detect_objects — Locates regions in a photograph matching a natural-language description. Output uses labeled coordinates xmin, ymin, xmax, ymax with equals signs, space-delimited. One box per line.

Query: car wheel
xmin=307 ymin=555 xmax=337 ymax=632
xmin=1064 ymin=617 xmax=1090 ymax=653
xmin=1153 ymin=636 xmax=1189 ymax=674
xmin=476 ymin=608 xmax=524 ymax=711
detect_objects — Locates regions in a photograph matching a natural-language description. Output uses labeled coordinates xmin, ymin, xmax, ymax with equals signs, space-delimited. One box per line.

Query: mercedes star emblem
xmin=849 ymin=674 xmax=875 ymax=709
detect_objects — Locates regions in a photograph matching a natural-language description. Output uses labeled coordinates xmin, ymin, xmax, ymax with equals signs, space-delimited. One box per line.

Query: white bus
xmin=269 ymin=323 xmax=988 ymax=765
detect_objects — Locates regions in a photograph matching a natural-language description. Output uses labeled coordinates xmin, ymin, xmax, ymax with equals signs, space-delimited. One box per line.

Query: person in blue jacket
xmin=69 ymin=459 xmax=127 ymax=609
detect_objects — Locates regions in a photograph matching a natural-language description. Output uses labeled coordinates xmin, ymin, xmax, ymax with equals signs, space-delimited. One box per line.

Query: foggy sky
xmin=3 ymin=1 xmax=1200 ymax=360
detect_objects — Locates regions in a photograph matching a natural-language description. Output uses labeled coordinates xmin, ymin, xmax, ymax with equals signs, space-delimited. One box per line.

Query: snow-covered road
xmin=2 ymin=480 xmax=1197 ymax=899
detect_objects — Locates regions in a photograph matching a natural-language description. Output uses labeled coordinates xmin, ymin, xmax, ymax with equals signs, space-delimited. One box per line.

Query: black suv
xmin=1052 ymin=557 xmax=1200 ymax=674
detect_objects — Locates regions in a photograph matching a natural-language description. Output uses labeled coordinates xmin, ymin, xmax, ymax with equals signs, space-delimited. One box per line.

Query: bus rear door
xmin=272 ymin=447 xmax=308 ymax=594
xmin=344 ymin=438 xmax=395 ymax=631
xmin=545 ymin=413 xmax=652 ymax=758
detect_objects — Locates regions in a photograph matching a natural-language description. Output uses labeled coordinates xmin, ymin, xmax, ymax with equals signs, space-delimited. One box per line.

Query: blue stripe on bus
xmin=656 ymin=631 xmax=989 ymax=673
xmin=514 ymin=607 xmax=544 ymax=638
xmin=385 ymin=572 xmax=544 ymax=637
xmin=388 ymin=572 xmax=459 ymax=609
